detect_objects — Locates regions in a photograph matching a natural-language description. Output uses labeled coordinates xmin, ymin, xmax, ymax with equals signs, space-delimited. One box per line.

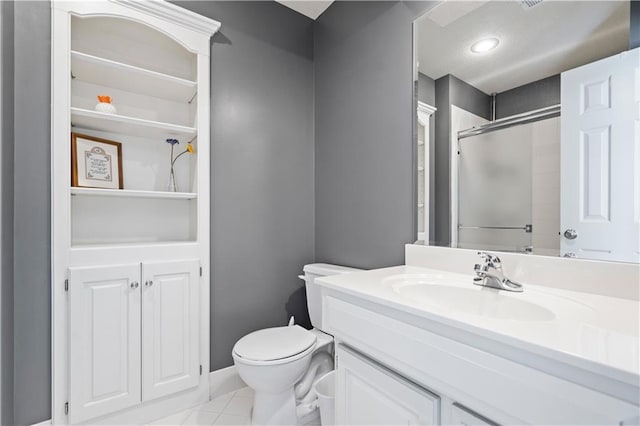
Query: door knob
xmin=145 ymin=280 xmax=153 ymax=287
xmin=563 ymin=229 xmax=578 ymax=240
xmin=130 ymin=281 xmax=139 ymax=289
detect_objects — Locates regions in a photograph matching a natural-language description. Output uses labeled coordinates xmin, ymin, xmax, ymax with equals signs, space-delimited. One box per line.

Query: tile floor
xmin=149 ymin=388 xmax=254 ymax=426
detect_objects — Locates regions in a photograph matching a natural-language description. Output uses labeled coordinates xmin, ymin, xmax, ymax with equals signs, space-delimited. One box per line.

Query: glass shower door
xmin=457 ymin=124 xmax=533 ymax=252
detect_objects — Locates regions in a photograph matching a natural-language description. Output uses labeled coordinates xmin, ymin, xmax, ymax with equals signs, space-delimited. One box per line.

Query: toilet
xmin=232 ymin=263 xmax=360 ymax=425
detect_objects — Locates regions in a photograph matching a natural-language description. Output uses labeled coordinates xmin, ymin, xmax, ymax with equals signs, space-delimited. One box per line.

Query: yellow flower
xmin=186 ymin=143 xmax=195 ymax=154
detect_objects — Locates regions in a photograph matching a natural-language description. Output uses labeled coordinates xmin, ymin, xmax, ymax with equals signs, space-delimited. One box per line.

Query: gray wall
xmin=417 ymin=72 xmax=435 ymax=105
xmin=495 ymin=74 xmax=560 ymax=119
xmin=631 ymin=0 xmax=640 ymax=49
xmin=174 ymin=1 xmax=316 ymax=370
xmin=1 ymin=2 xmax=15 ymax=425
xmin=314 ymin=1 xmax=434 ymax=269
xmin=11 ymin=2 xmax=51 ymax=425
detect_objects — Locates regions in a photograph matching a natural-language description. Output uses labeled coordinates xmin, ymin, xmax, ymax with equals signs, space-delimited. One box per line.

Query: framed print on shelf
xmin=71 ymin=133 xmax=123 ymax=189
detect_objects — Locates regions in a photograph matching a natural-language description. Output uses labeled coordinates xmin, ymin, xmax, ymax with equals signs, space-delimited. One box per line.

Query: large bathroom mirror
xmin=414 ymin=0 xmax=639 ymax=263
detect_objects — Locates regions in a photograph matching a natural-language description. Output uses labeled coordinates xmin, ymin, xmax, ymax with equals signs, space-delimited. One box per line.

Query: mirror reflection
xmin=414 ymin=0 xmax=638 ymax=263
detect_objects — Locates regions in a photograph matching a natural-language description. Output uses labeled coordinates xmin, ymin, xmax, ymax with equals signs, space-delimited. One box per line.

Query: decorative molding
xmin=109 ymin=0 xmax=221 ymax=37
xmin=417 ymin=101 xmax=437 ymax=120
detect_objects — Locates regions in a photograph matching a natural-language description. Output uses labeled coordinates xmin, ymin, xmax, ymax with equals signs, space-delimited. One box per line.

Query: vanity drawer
xmin=324 ymin=294 xmax=638 ymax=425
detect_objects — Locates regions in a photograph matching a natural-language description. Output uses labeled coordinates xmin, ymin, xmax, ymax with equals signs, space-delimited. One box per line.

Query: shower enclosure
xmin=455 ymin=110 xmax=561 ymax=255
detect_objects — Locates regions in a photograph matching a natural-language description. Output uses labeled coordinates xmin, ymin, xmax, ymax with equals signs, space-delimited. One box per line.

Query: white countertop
xmin=317 ymin=265 xmax=640 ymax=387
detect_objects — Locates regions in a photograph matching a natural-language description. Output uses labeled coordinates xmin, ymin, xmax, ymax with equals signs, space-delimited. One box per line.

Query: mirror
xmin=414 ymin=0 xmax=639 ymax=263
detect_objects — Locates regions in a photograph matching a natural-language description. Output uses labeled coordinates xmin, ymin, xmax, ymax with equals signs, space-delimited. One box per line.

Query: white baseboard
xmin=209 ymin=365 xmax=246 ymax=398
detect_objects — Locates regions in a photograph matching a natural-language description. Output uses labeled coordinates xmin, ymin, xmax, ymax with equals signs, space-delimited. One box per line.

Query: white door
xmin=561 ymin=48 xmax=640 ymax=262
xmin=68 ymin=263 xmax=141 ymax=423
xmin=142 ymin=259 xmax=200 ymax=401
xmin=335 ymin=344 xmax=439 ymax=425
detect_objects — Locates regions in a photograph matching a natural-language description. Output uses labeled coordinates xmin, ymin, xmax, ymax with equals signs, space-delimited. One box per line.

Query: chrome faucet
xmin=473 ymin=252 xmax=523 ymax=292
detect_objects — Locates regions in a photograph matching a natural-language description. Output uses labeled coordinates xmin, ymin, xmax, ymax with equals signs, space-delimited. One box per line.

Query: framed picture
xmin=71 ymin=133 xmax=123 ymax=189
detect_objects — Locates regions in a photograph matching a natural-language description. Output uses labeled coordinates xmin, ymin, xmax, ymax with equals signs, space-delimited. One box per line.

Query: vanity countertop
xmin=317 ymin=265 xmax=639 ymax=388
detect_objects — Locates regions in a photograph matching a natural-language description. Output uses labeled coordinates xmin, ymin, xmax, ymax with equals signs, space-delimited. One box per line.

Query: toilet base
xmin=252 ymin=389 xmax=297 ymax=425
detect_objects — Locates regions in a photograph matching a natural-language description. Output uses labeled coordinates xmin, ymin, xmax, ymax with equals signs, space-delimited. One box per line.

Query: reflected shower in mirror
xmin=414 ymin=0 xmax=639 ymax=263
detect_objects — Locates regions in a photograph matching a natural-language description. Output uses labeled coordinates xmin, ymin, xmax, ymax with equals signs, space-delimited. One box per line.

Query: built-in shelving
xmin=70 ymin=107 xmax=197 ymax=139
xmin=70 ymin=187 xmax=197 ymax=200
xmin=71 ymin=50 xmax=197 ymax=103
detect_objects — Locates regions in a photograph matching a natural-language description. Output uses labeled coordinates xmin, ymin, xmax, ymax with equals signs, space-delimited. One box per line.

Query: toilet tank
xmin=302 ymin=263 xmax=361 ymax=330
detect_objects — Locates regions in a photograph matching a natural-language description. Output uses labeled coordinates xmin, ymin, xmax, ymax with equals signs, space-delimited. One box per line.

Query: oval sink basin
xmin=384 ymin=274 xmax=556 ymax=322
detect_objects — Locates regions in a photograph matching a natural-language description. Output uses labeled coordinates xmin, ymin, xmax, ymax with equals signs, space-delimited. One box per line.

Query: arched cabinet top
xmin=53 ymin=0 xmax=221 ymax=56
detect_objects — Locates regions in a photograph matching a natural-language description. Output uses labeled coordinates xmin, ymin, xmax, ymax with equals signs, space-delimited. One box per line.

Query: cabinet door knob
xmin=145 ymin=280 xmax=153 ymax=287
xmin=563 ymin=229 xmax=578 ymax=240
xmin=130 ymin=281 xmax=139 ymax=289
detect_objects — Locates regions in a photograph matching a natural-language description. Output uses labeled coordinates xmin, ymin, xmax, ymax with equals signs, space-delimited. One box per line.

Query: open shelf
xmin=71 ymin=107 xmax=197 ymax=139
xmin=71 ymin=51 xmax=197 ymax=103
xmin=71 ymin=187 xmax=197 ymax=200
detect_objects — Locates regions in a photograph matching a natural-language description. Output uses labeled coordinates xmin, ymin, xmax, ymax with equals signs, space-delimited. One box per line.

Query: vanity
xmin=317 ymin=245 xmax=640 ymax=425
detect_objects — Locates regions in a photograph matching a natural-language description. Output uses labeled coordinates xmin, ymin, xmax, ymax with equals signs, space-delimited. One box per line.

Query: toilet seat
xmin=233 ymin=325 xmax=317 ymax=366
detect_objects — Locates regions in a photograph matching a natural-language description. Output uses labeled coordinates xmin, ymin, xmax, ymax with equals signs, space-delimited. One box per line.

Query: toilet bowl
xmin=232 ymin=263 xmax=361 ymax=425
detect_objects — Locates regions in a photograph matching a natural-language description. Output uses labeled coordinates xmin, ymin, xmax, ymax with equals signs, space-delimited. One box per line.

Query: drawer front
xmin=336 ymin=344 xmax=439 ymax=425
xmin=324 ymin=294 xmax=638 ymax=425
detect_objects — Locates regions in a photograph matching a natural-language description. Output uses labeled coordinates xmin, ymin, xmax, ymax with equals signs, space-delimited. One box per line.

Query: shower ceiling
xmin=416 ymin=0 xmax=630 ymax=94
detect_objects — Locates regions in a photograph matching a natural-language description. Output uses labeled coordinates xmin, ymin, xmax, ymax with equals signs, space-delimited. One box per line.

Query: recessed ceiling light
xmin=470 ymin=37 xmax=499 ymax=53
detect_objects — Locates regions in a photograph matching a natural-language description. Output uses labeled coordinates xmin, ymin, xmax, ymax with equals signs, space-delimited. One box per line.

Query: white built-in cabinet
xmin=416 ymin=102 xmax=436 ymax=243
xmin=51 ymin=1 xmax=220 ymax=424
xmin=68 ymin=260 xmax=199 ymax=423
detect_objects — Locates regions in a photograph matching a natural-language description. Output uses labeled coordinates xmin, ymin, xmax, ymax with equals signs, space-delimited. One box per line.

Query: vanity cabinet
xmin=325 ymin=294 xmax=638 ymax=425
xmin=68 ymin=260 xmax=200 ymax=423
xmin=335 ymin=344 xmax=440 ymax=425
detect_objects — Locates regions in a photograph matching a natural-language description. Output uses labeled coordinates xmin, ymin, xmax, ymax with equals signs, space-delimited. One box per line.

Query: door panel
xmin=335 ymin=344 xmax=439 ymax=425
xmin=561 ymin=48 xmax=640 ymax=262
xmin=68 ymin=263 xmax=141 ymax=423
xmin=142 ymin=259 xmax=200 ymax=401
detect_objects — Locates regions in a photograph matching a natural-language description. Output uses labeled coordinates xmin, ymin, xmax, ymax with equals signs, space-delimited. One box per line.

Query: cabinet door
xmin=142 ymin=259 xmax=200 ymax=401
xmin=451 ymin=403 xmax=498 ymax=426
xmin=335 ymin=344 xmax=440 ymax=425
xmin=68 ymin=263 xmax=141 ymax=423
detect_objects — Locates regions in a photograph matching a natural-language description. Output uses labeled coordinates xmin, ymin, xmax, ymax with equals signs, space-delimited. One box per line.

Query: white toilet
xmin=232 ymin=263 xmax=360 ymax=425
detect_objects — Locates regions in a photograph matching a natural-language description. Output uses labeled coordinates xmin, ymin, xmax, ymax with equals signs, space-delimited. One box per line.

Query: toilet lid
xmin=233 ymin=325 xmax=317 ymax=362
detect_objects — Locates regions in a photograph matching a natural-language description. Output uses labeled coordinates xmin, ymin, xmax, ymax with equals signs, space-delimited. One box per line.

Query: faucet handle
xmin=474 ymin=263 xmax=487 ymax=275
xmin=477 ymin=251 xmax=502 ymax=267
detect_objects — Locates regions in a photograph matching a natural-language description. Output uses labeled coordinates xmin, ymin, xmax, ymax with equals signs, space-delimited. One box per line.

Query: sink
xmin=384 ymin=274 xmax=555 ymax=321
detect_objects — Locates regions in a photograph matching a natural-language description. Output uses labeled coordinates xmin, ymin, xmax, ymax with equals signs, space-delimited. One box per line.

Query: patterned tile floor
xmin=149 ymin=388 xmax=254 ymax=426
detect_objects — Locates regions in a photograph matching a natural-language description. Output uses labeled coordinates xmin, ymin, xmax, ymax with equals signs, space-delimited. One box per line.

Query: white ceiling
xmin=416 ymin=0 xmax=630 ymax=94
xmin=275 ymin=0 xmax=334 ymax=20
